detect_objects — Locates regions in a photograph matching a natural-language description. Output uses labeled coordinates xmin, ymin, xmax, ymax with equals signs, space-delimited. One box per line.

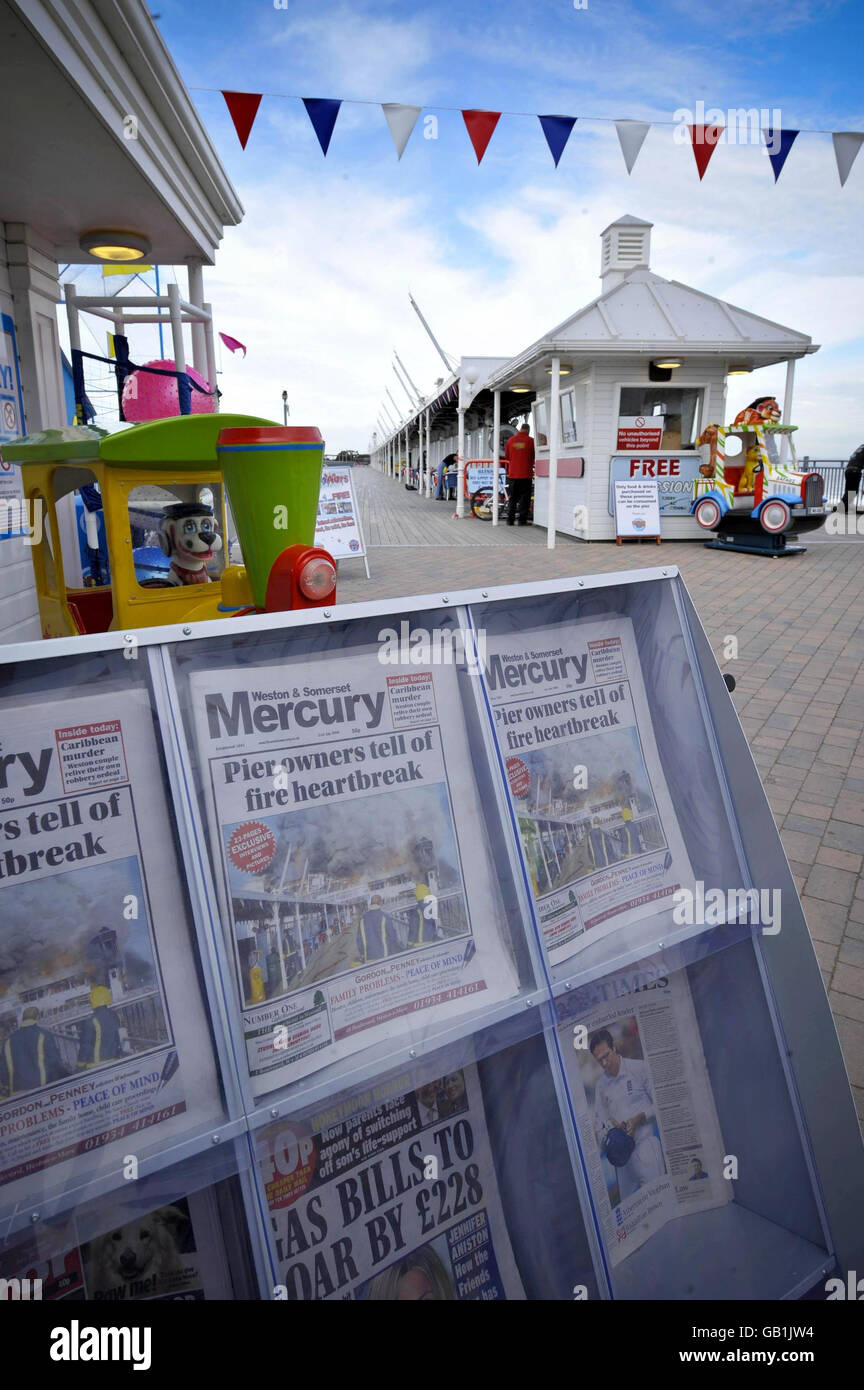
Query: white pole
xmin=547 ymin=357 xmax=561 ymax=550
xmin=456 ymin=379 xmax=466 ymax=518
xmin=167 ymin=281 xmax=186 ymax=374
xmin=203 ymin=302 xmax=218 ymax=410
xmin=782 ymin=359 xmax=796 ymax=424
xmin=186 ymin=260 xmax=207 ymax=374
xmin=492 ymin=389 xmax=501 ymax=527
xmin=425 ymin=407 xmax=431 ymax=498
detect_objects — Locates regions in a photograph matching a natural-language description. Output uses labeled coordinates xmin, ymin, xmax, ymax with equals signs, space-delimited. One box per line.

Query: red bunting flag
xmin=462 ymin=109 xmax=501 ymax=164
xmin=222 ymin=91 xmax=263 ymax=149
xmin=688 ymin=124 xmax=723 ymax=180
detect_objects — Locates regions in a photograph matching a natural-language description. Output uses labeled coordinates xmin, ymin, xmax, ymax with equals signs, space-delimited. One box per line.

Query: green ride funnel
xmin=217 ymin=425 xmax=325 ymax=609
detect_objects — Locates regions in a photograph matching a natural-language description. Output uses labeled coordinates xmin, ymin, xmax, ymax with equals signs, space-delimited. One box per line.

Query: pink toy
xmin=122 ymin=358 xmax=216 ymax=422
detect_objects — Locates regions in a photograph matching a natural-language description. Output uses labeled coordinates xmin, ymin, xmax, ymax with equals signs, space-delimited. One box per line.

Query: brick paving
xmin=338 ymin=467 xmax=864 ymax=1126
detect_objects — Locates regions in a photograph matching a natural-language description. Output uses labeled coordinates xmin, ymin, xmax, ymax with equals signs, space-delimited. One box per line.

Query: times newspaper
xmin=258 ymin=1062 xmax=524 ymax=1300
xmin=558 ymin=968 xmax=729 ymax=1267
xmin=0 ymin=690 xmax=219 ymax=1204
xmin=189 ymin=654 xmax=518 ymax=1094
xmin=484 ymin=614 xmax=694 ymax=965
xmin=0 ymin=1188 xmax=232 ymax=1301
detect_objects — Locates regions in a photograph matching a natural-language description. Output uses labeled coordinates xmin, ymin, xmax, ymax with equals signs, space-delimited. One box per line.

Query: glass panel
xmin=251 ymin=1013 xmax=599 ymax=1301
xmin=1 ymin=1144 xmax=258 ymax=1300
xmin=467 ymin=578 xmax=751 ymax=989
xmin=164 ymin=607 xmax=540 ymax=1116
xmin=0 ymin=648 xmax=233 ymax=1233
xmin=560 ymin=390 xmax=577 ymax=446
xmin=555 ymin=942 xmax=829 ymax=1300
xmin=128 ymin=482 xmax=227 ymax=589
xmin=619 ymin=388 xmax=703 ymax=449
xmin=533 ymin=398 xmax=548 ymax=447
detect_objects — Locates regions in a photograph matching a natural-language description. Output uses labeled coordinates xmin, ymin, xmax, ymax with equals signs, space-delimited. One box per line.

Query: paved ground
xmin=337 ymin=466 xmax=864 ymax=1128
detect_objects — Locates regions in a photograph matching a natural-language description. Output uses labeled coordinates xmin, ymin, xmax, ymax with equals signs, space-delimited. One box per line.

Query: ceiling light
xmin=511 ymin=383 xmax=532 ymax=393
xmin=79 ymin=231 xmax=151 ymax=262
xmin=727 ymin=364 xmax=753 ymax=375
xmin=546 ymin=364 xmax=572 ymax=376
xmin=652 ymin=358 xmax=682 ymax=370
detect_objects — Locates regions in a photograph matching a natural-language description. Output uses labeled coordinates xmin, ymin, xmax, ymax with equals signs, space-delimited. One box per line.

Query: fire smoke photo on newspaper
xmin=510 ymin=727 xmax=666 ymax=896
xmin=0 ymin=857 xmax=168 ymax=1100
xmin=224 ymin=780 xmax=469 ymax=1004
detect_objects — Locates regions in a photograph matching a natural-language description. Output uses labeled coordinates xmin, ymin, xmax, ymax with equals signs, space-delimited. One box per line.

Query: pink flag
xmin=219 ymin=332 xmax=247 ymax=357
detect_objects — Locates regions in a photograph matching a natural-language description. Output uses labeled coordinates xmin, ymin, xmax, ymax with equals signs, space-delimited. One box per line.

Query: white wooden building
xmin=373 ymin=216 xmax=818 ymax=544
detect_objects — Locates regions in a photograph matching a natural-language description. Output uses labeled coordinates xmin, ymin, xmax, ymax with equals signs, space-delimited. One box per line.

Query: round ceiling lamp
xmin=79 ymin=231 xmax=151 ymax=262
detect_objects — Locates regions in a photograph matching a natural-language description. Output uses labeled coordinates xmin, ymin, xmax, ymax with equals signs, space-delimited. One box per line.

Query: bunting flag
xmin=102 ymin=263 xmax=153 ymax=277
xmin=382 ymin=103 xmax=421 ymax=159
xmin=538 ymin=115 xmax=577 ymax=167
xmin=762 ymin=128 xmax=799 ymax=182
xmin=833 ymin=131 xmax=864 ymax=186
xmin=219 ymin=332 xmax=247 ymax=357
xmin=615 ymin=120 xmax=650 ymax=174
xmin=688 ymin=124 xmax=724 ymax=180
xmin=212 ymin=86 xmax=862 ymax=189
xmin=222 ymin=90 xmax=262 ymax=149
xmin=303 ymin=97 xmax=342 ymax=155
xmin=462 ymin=109 xmax=500 ymax=164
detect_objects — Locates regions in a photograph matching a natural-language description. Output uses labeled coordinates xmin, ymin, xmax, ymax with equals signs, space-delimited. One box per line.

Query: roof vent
xmin=600 ymin=215 xmax=652 ymax=291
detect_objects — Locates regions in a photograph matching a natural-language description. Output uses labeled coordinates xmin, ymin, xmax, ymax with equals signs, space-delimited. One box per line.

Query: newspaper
xmin=558 ymin=968 xmax=729 ymax=1267
xmin=0 ymin=689 xmax=220 ymax=1202
xmin=188 ymin=653 xmax=519 ymax=1094
xmin=0 ymin=1188 xmax=232 ymax=1301
xmin=483 ymin=614 xmax=694 ymax=965
xmin=258 ymin=1062 xmax=524 ymax=1299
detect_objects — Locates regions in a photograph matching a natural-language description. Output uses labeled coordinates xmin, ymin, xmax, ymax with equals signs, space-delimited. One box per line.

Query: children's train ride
xmin=1 ymin=415 xmax=337 ymax=638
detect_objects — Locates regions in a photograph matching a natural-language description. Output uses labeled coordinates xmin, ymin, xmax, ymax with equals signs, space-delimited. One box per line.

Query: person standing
xmin=77 ymin=986 xmax=124 ymax=1068
xmin=505 ymin=422 xmax=534 ymax=526
xmin=353 ymin=895 xmax=406 ymax=963
xmin=2 ymin=1006 xmax=66 ymax=1094
xmin=843 ymin=443 xmax=864 ymax=513
xmin=589 ymin=1028 xmax=664 ymax=1200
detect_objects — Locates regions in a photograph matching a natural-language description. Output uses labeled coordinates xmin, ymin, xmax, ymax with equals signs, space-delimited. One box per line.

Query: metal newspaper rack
xmin=0 ymin=567 xmax=861 ymax=1302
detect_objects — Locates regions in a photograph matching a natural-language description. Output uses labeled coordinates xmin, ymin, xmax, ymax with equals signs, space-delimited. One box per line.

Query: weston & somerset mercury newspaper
xmin=0 ymin=688 xmax=220 ymax=1205
xmin=483 ymin=613 xmax=696 ymax=966
xmin=188 ymin=652 xmax=519 ymax=1095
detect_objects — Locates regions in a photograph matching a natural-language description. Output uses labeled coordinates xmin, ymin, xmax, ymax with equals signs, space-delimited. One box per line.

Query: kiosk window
xmin=533 ymin=398 xmax=548 ymax=447
xmin=560 ymin=390 xmax=578 ymax=446
xmin=619 ymin=388 xmax=703 ymax=449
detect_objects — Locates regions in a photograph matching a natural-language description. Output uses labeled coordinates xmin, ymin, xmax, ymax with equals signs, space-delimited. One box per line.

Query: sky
xmin=77 ymin=0 xmax=864 ymax=455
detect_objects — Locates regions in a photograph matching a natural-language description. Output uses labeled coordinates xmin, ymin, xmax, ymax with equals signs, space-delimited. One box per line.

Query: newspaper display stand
xmin=1 ymin=566 xmax=862 ymax=1301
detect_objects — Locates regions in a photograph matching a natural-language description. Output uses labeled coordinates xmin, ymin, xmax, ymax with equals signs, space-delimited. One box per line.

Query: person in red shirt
xmin=504 ymin=422 xmax=535 ymax=526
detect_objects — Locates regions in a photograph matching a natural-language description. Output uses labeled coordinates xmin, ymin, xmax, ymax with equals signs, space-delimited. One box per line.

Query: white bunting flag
xmin=833 ymin=131 xmax=864 ymax=187
xmin=382 ymin=103 xmax=422 ymax=159
xmin=615 ymin=120 xmax=651 ymax=174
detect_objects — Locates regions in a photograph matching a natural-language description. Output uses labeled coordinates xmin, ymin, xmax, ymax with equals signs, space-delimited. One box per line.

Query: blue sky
xmin=139 ymin=0 xmax=864 ymax=453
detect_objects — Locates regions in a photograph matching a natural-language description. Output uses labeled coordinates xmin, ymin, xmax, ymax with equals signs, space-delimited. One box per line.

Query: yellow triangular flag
xmin=101 ymin=263 xmax=153 ymax=277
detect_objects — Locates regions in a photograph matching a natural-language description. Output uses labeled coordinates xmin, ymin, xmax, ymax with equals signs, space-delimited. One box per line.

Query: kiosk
xmin=481 ymin=216 xmax=819 ymax=544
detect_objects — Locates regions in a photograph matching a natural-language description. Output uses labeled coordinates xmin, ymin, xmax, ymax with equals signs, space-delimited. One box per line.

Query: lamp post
xmin=282 ymin=390 xmax=289 ymax=425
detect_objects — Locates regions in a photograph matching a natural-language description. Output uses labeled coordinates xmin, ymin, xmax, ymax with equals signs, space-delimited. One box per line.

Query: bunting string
xmin=207 ymin=88 xmax=863 ymax=186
